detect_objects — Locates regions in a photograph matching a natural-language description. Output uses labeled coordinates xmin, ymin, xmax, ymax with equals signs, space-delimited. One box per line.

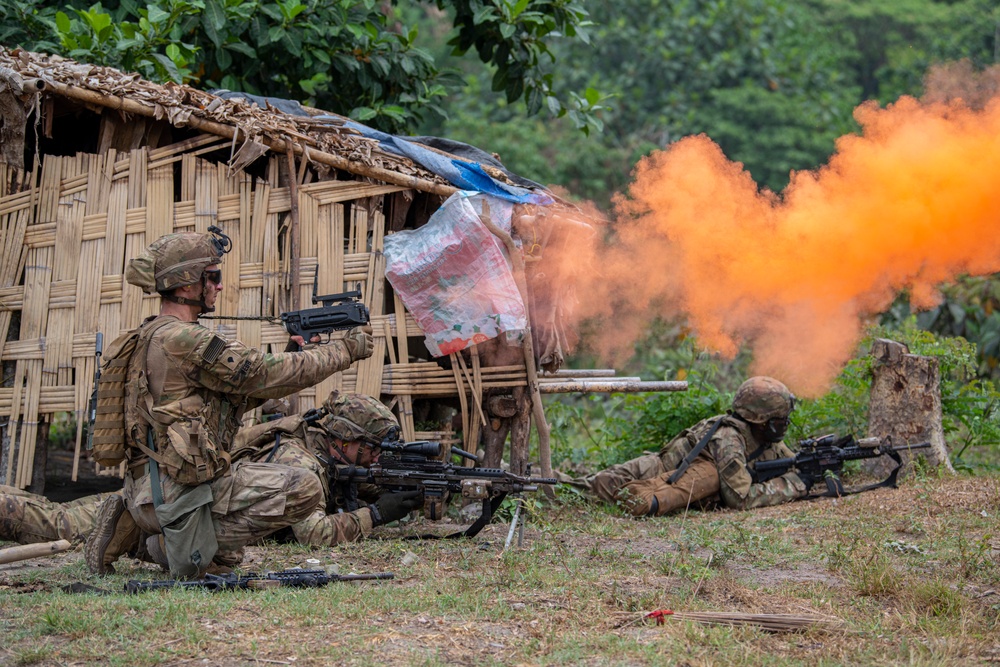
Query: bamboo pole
xmin=478 ymin=201 xmax=554 ymax=484
xmin=285 ymin=146 xmax=301 ymax=310
xmin=0 ymin=539 xmax=72 ymax=565
xmin=539 ymin=380 xmax=688 ymax=394
xmin=40 ymin=80 xmax=457 ymax=196
xmin=545 ymin=369 xmax=618 ymax=378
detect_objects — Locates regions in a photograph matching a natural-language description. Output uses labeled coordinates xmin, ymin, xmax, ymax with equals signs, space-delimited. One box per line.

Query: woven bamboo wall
xmin=0 ymin=141 xmax=509 ymax=488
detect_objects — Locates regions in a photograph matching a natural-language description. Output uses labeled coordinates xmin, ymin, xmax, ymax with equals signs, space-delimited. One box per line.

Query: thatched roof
xmin=0 ymin=47 xmax=462 ymax=194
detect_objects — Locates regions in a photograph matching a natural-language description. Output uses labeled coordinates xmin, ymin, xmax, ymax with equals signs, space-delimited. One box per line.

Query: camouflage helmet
xmin=731 ymin=376 xmax=795 ymax=423
xmin=320 ymin=391 xmax=399 ymax=446
xmin=125 ymin=226 xmax=231 ymax=294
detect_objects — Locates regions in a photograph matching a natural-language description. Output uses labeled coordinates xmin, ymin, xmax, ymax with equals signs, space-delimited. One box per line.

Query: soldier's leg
xmin=617 ymin=458 xmax=721 ymax=517
xmin=590 ymin=454 xmax=667 ymax=503
xmin=120 ymin=460 xmax=321 ymax=566
xmin=0 ymin=486 xmax=113 ymax=544
xmin=204 ymin=460 xmax=323 ymax=553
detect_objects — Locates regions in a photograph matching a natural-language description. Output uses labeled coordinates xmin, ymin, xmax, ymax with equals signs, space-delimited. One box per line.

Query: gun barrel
xmin=337 ymin=572 xmax=395 ymax=581
xmin=526 ymin=477 xmax=559 ymax=485
xmin=889 ymin=441 xmax=932 ymax=451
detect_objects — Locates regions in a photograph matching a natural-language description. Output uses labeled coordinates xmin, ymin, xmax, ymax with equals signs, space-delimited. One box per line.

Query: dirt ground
xmin=1 ymin=473 xmax=999 ymax=666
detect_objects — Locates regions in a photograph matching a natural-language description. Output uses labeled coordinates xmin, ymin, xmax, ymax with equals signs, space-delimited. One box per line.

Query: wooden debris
xmin=616 ymin=610 xmax=842 ymax=633
xmin=0 ymin=539 xmax=72 ymax=565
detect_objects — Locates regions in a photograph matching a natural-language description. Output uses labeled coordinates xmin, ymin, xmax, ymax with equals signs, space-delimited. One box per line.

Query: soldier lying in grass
xmin=587 ymin=376 xmax=815 ymax=516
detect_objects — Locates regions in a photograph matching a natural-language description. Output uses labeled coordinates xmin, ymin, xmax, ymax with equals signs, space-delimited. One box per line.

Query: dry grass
xmin=1 ymin=472 xmax=998 ymax=666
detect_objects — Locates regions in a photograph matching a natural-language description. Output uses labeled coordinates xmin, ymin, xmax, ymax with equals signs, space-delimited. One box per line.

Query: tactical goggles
xmin=766 ymin=416 xmax=790 ymax=430
xmin=203 ymin=269 xmax=223 ymax=285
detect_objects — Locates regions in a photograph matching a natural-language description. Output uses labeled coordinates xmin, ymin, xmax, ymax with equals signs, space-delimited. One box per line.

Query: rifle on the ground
xmin=85 ymin=332 xmax=103 ymax=452
xmin=125 ymin=568 xmax=394 ymax=594
xmin=327 ymin=433 xmax=557 ymax=538
xmin=281 ymin=269 xmax=369 ymax=345
xmin=754 ymin=434 xmax=932 ymax=497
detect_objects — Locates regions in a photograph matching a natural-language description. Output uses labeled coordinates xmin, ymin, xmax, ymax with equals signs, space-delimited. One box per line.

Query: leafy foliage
xmin=52 ymin=0 xmax=200 ymax=82
xmin=424 ymin=0 xmax=997 ymax=205
xmin=1 ymin=0 xmax=598 ymax=132
xmin=549 ymin=322 xmax=1000 ymax=472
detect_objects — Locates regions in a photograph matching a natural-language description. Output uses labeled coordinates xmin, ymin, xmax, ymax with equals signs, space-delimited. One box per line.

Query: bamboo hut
xmin=0 ymin=48 xmax=685 ymax=491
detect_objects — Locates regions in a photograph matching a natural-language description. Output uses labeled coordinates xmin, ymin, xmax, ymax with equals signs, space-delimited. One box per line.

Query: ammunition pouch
xmin=156 ymin=403 xmax=232 ymax=486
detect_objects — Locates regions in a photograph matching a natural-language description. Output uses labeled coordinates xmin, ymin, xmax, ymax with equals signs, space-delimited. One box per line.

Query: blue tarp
xmin=210 ymin=90 xmax=552 ymax=204
xmin=339 ymin=120 xmax=553 ymax=206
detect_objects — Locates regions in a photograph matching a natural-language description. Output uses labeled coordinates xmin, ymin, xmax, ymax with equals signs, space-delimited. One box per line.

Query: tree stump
xmin=865 ymin=338 xmax=954 ymax=478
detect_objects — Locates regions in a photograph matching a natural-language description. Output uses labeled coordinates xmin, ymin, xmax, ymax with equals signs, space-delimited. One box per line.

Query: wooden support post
xmin=478 ymin=202 xmax=554 ymax=489
xmin=0 ymin=539 xmax=72 ymax=565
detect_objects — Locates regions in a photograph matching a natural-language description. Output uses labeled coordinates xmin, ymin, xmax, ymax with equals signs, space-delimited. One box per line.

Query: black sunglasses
xmin=204 ymin=269 xmax=222 ymax=285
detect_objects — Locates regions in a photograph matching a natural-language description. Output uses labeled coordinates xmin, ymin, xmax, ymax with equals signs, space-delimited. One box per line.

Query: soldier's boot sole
xmin=84 ymin=494 xmax=138 ymax=575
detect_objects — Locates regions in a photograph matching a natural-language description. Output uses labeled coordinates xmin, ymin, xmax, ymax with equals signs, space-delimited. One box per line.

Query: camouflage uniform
xmin=12 ymin=394 xmax=392 ymax=553
xmin=89 ymin=229 xmax=372 ymax=574
xmin=228 ymin=392 xmax=401 ymax=546
xmin=0 ymin=485 xmax=114 ymax=544
xmin=121 ymin=312 xmax=368 ymax=552
xmin=231 ymin=417 xmax=373 ymax=545
xmin=591 ymin=377 xmax=808 ymax=516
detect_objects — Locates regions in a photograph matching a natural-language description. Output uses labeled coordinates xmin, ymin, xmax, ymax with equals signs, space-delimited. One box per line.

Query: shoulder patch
xmin=202 ymin=335 xmax=227 ymax=364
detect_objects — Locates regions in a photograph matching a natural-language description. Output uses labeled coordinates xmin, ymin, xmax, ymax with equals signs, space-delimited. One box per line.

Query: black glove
xmin=368 ymin=490 xmax=423 ymax=526
xmin=793 ymin=468 xmax=818 ymax=492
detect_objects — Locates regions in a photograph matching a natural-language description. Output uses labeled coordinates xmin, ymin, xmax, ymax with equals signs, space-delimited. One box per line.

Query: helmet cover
xmin=731 ymin=376 xmax=795 ymax=424
xmin=320 ymin=391 xmax=399 ymax=445
xmin=126 ymin=226 xmax=231 ymax=294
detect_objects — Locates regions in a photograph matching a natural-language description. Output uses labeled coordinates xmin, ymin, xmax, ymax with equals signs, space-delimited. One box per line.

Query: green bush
xmin=550 ymin=319 xmax=1000 ymax=472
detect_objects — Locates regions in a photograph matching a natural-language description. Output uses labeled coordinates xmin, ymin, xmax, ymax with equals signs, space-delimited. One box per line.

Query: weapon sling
xmin=667 ymin=418 xmax=724 ymax=485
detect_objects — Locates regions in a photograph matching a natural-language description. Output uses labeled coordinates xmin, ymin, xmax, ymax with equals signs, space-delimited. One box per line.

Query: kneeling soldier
xmin=85 ymin=228 xmax=374 ymax=578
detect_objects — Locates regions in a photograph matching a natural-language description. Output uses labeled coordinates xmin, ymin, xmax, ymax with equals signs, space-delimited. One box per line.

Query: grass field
xmin=1 ymin=471 xmax=998 ymax=666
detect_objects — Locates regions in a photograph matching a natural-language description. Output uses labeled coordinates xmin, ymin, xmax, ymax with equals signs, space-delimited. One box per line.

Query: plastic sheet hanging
xmin=384 ymin=192 xmax=526 ymax=357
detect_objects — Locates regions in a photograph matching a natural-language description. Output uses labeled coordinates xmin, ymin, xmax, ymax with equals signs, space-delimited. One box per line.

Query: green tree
xmin=0 ymin=0 xmax=598 ymax=132
xmin=422 ymin=0 xmax=861 ymax=201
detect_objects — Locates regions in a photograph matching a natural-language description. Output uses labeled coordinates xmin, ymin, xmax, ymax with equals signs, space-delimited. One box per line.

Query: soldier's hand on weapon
xmin=344 ymin=324 xmax=375 ymax=361
xmin=286 ymin=334 xmax=322 ymax=351
xmin=793 ymin=468 xmax=819 ymax=492
xmin=369 ymin=490 xmax=423 ymax=526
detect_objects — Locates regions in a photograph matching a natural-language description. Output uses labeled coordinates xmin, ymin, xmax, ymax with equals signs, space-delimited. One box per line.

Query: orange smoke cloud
xmin=548 ymin=64 xmax=1000 ymax=397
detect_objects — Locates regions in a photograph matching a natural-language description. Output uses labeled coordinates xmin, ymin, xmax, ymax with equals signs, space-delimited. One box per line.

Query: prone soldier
xmin=0 ymin=485 xmax=116 ymax=545
xmin=229 ymin=390 xmax=422 ymax=547
xmin=590 ymin=376 xmax=812 ymax=516
xmin=0 ymin=392 xmax=417 ymax=553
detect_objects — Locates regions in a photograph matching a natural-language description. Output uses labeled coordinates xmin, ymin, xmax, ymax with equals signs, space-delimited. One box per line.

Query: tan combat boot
xmin=84 ymin=494 xmax=140 ymax=575
xmin=615 ymin=482 xmax=658 ymax=517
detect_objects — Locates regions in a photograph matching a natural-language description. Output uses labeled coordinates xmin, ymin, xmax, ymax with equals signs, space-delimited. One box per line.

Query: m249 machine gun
xmin=331 ymin=438 xmax=557 ymax=539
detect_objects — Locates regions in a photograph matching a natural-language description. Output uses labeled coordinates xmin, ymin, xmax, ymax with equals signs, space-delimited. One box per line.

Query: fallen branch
xmin=0 ymin=539 xmax=72 ymax=565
